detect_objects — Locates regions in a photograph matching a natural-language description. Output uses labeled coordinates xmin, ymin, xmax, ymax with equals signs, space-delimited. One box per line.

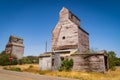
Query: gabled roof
xmin=79 ymin=26 xmax=89 ymax=35
xmin=60 ymin=7 xmax=80 ymax=21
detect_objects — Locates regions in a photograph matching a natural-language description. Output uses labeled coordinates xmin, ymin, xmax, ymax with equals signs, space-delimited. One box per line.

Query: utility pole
xmin=45 ymin=41 xmax=47 ymax=52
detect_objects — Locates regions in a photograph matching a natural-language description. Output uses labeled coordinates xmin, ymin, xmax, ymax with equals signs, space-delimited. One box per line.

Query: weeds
xmin=3 ymin=67 xmax=21 ymax=72
xmin=29 ymin=65 xmax=33 ymax=68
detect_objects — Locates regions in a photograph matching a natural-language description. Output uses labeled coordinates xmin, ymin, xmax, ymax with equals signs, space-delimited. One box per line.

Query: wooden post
xmin=45 ymin=41 xmax=47 ymax=52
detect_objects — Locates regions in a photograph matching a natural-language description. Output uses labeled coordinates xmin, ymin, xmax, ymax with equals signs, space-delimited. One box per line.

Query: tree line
xmin=0 ymin=51 xmax=39 ymax=66
xmin=108 ymin=51 xmax=120 ymax=70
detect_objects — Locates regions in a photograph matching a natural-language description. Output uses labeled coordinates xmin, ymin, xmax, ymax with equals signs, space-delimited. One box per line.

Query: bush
xmin=4 ymin=67 xmax=21 ymax=72
xmin=39 ymin=70 xmax=50 ymax=75
xmin=108 ymin=57 xmax=116 ymax=71
xmin=0 ymin=52 xmax=10 ymax=66
xmin=0 ymin=51 xmax=18 ymax=66
xmin=17 ymin=59 xmax=23 ymax=65
xmin=29 ymin=65 xmax=33 ymax=68
xmin=108 ymin=51 xmax=118 ymax=71
xmin=21 ymin=56 xmax=39 ymax=64
xmin=59 ymin=58 xmax=73 ymax=71
xmin=21 ymin=57 xmax=31 ymax=64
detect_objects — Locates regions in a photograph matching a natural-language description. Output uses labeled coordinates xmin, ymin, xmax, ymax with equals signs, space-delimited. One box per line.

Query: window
xmin=62 ymin=36 xmax=65 ymax=40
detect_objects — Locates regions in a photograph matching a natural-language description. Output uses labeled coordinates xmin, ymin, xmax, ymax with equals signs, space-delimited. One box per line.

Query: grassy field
xmin=3 ymin=64 xmax=120 ymax=80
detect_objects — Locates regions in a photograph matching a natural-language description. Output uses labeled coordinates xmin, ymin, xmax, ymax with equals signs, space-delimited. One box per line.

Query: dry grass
xmin=43 ymin=69 xmax=120 ymax=80
xmin=3 ymin=64 xmax=39 ymax=73
xmin=13 ymin=64 xmax=39 ymax=73
xmin=3 ymin=64 xmax=120 ymax=80
xmin=11 ymin=64 xmax=39 ymax=70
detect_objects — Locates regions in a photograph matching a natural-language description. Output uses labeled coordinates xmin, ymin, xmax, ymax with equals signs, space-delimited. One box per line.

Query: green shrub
xmin=11 ymin=67 xmax=21 ymax=72
xmin=17 ymin=59 xmax=23 ymax=65
xmin=3 ymin=67 xmax=21 ymax=72
xmin=29 ymin=65 xmax=33 ymax=68
xmin=108 ymin=51 xmax=118 ymax=71
xmin=0 ymin=51 xmax=18 ymax=66
xmin=59 ymin=58 xmax=73 ymax=71
xmin=39 ymin=70 xmax=50 ymax=75
xmin=21 ymin=57 xmax=31 ymax=64
xmin=0 ymin=51 xmax=10 ymax=66
xmin=21 ymin=56 xmax=39 ymax=64
xmin=3 ymin=67 xmax=8 ymax=70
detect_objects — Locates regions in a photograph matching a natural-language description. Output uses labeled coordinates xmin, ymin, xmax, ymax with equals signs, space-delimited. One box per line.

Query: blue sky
xmin=0 ymin=0 xmax=120 ymax=57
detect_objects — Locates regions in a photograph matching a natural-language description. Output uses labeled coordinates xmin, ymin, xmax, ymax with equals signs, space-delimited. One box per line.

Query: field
xmin=3 ymin=64 xmax=120 ymax=80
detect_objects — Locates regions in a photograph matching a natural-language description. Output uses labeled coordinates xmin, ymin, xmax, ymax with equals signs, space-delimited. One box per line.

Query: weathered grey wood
xmin=52 ymin=7 xmax=89 ymax=54
xmin=71 ymin=53 xmax=108 ymax=73
xmin=39 ymin=7 xmax=108 ymax=73
xmin=5 ymin=36 xmax=24 ymax=59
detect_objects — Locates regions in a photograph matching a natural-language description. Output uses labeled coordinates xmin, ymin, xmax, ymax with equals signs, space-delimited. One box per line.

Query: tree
xmin=0 ymin=51 xmax=18 ymax=66
xmin=114 ymin=58 xmax=120 ymax=66
xmin=107 ymin=51 xmax=118 ymax=70
xmin=0 ymin=51 xmax=10 ymax=66
xmin=26 ymin=56 xmax=39 ymax=63
xmin=108 ymin=51 xmax=116 ymax=58
xmin=21 ymin=57 xmax=31 ymax=64
xmin=21 ymin=56 xmax=39 ymax=64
